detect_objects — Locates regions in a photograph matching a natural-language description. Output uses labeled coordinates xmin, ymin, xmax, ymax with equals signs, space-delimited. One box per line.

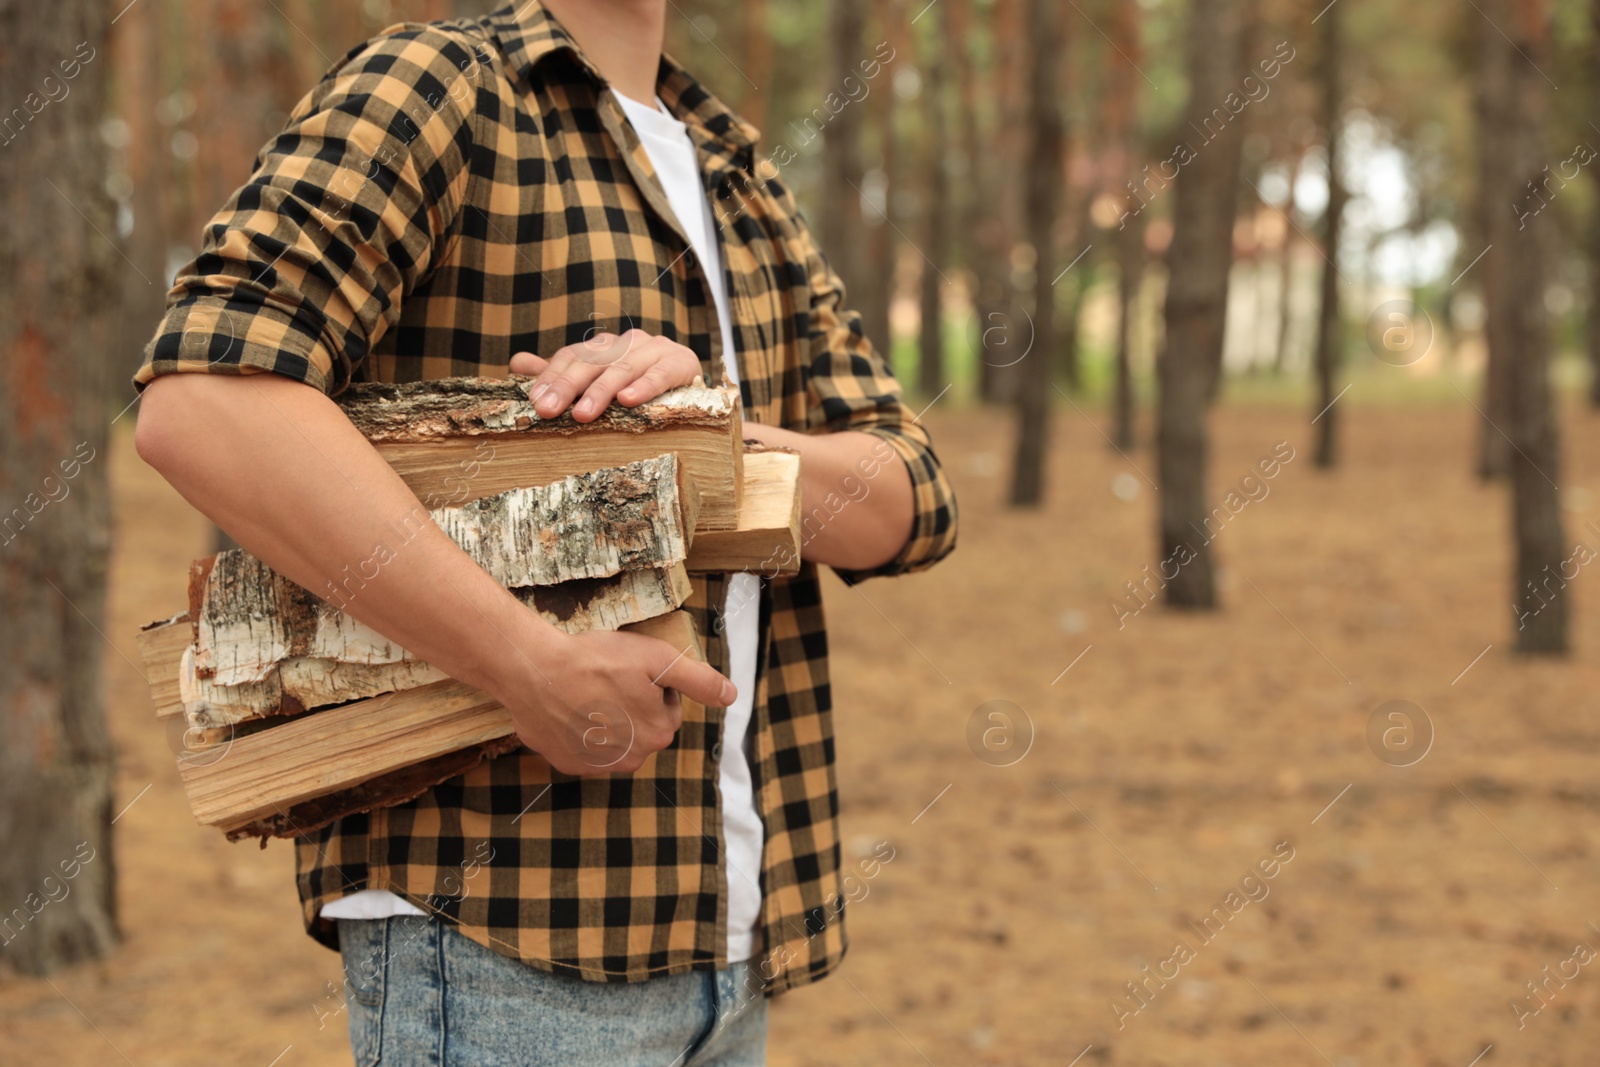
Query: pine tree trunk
xmin=1589 ymin=0 xmax=1600 ymax=408
xmin=0 ymin=0 xmax=119 ymax=975
xmin=976 ymin=0 xmax=1026 ymax=404
xmin=1590 ymin=201 xmax=1600 ymax=407
xmin=917 ymin=8 xmax=948 ymax=397
xmin=822 ymin=0 xmax=868 ymax=309
xmin=1057 ymin=195 xmax=1092 ymax=394
xmin=1492 ymin=0 xmax=1568 ymax=654
xmin=1007 ymin=0 xmax=1063 ymax=507
xmin=1273 ymin=152 xmax=1300 ymax=373
xmin=1156 ymin=0 xmax=1250 ymax=608
xmin=1312 ymin=4 xmax=1344 ymax=468
xmin=949 ymin=0 xmax=983 ymax=380
xmin=860 ymin=0 xmax=902 ymax=367
xmin=1474 ymin=0 xmax=1516 ymax=480
xmin=738 ymin=0 xmax=772 ymax=132
xmin=1106 ymin=0 xmax=1143 ymax=449
xmin=112 ymin=0 xmax=169 ymax=329
xmin=1113 ymin=219 xmax=1144 ymax=450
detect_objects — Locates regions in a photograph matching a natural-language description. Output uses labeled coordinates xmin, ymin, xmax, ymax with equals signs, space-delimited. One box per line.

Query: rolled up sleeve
xmin=784 ymin=195 xmax=958 ymax=583
xmin=133 ymin=23 xmax=485 ymax=395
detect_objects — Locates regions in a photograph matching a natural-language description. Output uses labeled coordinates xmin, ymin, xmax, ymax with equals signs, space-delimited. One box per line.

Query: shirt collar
xmin=486 ymin=1 xmax=759 ymax=173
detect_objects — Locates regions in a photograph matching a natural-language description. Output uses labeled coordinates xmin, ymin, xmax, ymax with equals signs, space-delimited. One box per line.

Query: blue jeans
xmin=337 ymin=916 xmax=768 ymax=1067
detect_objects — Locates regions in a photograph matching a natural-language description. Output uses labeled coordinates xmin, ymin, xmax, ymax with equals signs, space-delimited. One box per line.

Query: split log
xmin=191 ymin=454 xmax=693 ymax=687
xmin=136 ymin=612 xmax=190 ymax=720
xmin=180 ymin=565 xmax=691 ymax=728
xmin=139 ymin=608 xmax=704 ymax=838
xmin=338 ymin=377 xmax=743 ymax=531
xmin=686 ymin=450 xmax=802 ymax=575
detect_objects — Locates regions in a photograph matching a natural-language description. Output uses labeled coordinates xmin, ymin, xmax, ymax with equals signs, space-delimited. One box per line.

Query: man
xmin=134 ymin=1 xmax=956 ymax=1063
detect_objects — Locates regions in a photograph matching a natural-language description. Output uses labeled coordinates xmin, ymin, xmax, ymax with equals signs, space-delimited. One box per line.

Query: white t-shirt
xmin=322 ymin=89 xmax=766 ymax=967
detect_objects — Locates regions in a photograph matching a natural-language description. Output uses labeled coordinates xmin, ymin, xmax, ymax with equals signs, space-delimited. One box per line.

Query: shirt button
xmin=710 ymin=741 xmax=723 ymax=762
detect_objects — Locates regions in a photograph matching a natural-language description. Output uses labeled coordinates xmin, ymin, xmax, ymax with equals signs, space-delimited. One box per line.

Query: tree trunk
xmin=1488 ymin=0 xmax=1568 ymax=654
xmin=738 ymin=0 xmax=772 ymax=132
xmin=1273 ymin=151 xmax=1300 ymax=373
xmin=860 ymin=0 xmax=902 ymax=367
xmin=1312 ymin=4 xmax=1345 ymax=468
xmin=0 ymin=0 xmax=119 ymax=975
xmin=1590 ymin=196 xmax=1600 ymax=407
xmin=112 ymin=0 xmax=170 ymax=329
xmin=949 ymin=0 xmax=983 ymax=378
xmin=1113 ymin=219 xmax=1144 ymax=450
xmin=1105 ymin=0 xmax=1143 ymax=449
xmin=320 ymin=0 xmax=372 ymax=61
xmin=1474 ymin=1 xmax=1516 ymax=480
xmin=1007 ymin=0 xmax=1064 ymax=507
xmin=976 ymin=0 xmax=1026 ymax=403
xmin=917 ymin=8 xmax=949 ymax=397
xmin=822 ymin=0 xmax=869 ymax=310
xmin=1156 ymin=0 xmax=1251 ymax=608
xmin=1589 ymin=0 xmax=1600 ymax=408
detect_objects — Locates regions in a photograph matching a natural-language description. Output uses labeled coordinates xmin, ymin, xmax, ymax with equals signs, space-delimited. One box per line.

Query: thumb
xmin=654 ymin=653 xmax=737 ymax=709
xmin=509 ymin=351 xmax=548 ymax=376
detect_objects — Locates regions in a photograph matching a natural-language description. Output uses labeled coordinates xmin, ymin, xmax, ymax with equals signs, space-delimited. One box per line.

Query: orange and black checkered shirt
xmin=134 ymin=1 xmax=956 ymax=995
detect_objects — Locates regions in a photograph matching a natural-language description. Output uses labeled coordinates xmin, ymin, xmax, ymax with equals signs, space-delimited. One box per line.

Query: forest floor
xmin=6 ymin=390 xmax=1600 ymax=1067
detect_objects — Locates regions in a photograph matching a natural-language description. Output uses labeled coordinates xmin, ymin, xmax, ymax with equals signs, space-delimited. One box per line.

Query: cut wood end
xmin=686 ymin=450 xmax=802 ymax=576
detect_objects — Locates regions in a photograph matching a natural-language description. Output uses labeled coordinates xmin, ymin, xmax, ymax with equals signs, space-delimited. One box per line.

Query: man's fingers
xmin=654 ymin=654 xmax=736 ymax=709
xmin=575 ymin=350 xmax=656 ymax=420
xmin=532 ymin=346 xmax=609 ymax=417
xmin=616 ymin=350 xmax=698 ymax=406
xmin=509 ymin=351 xmax=548 ymax=376
xmin=531 ymin=332 xmax=704 ymax=419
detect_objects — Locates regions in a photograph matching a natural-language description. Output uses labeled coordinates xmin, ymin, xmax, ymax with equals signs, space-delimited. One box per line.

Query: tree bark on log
xmin=190 ymin=454 xmax=693 ymax=685
xmin=0 ymin=0 xmax=119 ymax=975
xmin=338 ymin=378 xmax=743 ymax=529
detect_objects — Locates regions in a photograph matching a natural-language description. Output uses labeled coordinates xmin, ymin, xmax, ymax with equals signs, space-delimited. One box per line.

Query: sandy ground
xmin=5 ymin=391 xmax=1600 ymax=1066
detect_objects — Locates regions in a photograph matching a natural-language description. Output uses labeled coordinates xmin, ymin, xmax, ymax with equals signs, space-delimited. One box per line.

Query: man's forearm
xmin=135 ymin=372 xmax=558 ymax=700
xmin=740 ymin=423 xmax=913 ymax=570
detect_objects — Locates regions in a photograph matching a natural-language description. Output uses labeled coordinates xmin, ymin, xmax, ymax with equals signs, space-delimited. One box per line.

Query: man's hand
xmin=512 ymin=330 xmax=705 ymax=423
xmin=498 ymin=628 xmax=736 ymax=776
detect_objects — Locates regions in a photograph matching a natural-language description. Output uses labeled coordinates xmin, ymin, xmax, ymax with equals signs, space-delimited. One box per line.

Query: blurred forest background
xmin=9 ymin=0 xmax=1600 ymax=1064
xmin=39 ymin=0 xmax=1600 ymax=637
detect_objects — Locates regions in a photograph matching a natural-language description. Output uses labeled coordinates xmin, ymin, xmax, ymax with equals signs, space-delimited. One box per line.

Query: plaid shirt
xmin=135 ymin=2 xmax=955 ymax=995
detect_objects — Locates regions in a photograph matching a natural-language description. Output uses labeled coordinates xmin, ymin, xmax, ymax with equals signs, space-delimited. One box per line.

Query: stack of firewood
xmin=135 ymin=376 xmax=801 ymax=841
